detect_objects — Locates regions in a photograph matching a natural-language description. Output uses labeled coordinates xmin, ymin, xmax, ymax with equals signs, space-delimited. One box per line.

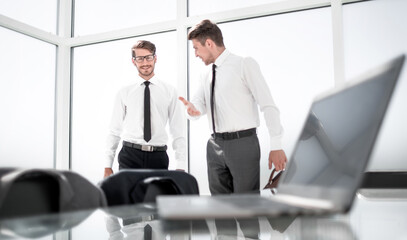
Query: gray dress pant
xmin=206 ymin=133 xmax=260 ymax=194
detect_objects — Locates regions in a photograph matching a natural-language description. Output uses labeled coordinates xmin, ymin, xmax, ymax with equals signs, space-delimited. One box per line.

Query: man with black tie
xmin=104 ymin=40 xmax=186 ymax=178
xmin=179 ymin=19 xmax=287 ymax=195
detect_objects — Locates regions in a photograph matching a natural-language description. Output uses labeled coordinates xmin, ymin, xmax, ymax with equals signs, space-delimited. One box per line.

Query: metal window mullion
xmin=0 ymin=14 xmax=59 ymax=45
xmin=331 ymin=0 xmax=345 ymax=87
xmin=54 ymin=0 xmax=73 ymax=172
xmin=177 ymin=0 xmax=189 ymax=172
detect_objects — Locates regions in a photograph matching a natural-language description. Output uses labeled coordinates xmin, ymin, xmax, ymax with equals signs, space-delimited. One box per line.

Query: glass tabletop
xmin=1 ymin=192 xmax=407 ymax=240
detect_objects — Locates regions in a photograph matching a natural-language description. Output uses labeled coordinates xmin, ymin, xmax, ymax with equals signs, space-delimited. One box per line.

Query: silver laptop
xmin=157 ymin=55 xmax=405 ymax=219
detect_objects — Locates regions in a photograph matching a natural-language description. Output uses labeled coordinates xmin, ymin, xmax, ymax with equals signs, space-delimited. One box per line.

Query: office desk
xmin=1 ymin=192 xmax=406 ymax=240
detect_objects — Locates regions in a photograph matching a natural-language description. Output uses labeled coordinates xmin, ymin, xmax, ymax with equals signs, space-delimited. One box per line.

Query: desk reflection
xmin=161 ymin=216 xmax=355 ymax=240
xmin=1 ymin=196 xmax=407 ymax=239
xmin=105 ymin=215 xmax=163 ymax=240
xmin=0 ymin=209 xmax=93 ymax=239
xmin=104 ymin=203 xmax=162 ymax=240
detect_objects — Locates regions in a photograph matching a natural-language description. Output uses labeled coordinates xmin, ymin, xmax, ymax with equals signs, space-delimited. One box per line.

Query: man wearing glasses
xmin=104 ymin=40 xmax=186 ymax=178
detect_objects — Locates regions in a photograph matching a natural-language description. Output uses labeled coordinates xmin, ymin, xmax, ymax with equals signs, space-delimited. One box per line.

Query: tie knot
xmin=144 ymin=81 xmax=150 ymax=87
xmin=212 ymin=64 xmax=216 ymax=71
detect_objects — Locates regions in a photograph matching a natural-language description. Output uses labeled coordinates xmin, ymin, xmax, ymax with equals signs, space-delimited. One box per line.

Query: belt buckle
xmin=141 ymin=145 xmax=154 ymax=152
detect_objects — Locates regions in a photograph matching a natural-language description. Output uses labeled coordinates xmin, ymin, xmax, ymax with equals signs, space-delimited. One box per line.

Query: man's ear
xmin=205 ymin=38 xmax=213 ymax=48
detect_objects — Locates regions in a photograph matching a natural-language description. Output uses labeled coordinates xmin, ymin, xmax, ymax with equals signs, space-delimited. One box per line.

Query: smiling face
xmin=192 ymin=39 xmax=215 ymax=66
xmin=132 ymin=48 xmax=157 ymax=80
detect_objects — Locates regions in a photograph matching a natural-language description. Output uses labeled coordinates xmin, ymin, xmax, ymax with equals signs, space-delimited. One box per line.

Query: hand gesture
xmin=179 ymin=96 xmax=201 ymax=116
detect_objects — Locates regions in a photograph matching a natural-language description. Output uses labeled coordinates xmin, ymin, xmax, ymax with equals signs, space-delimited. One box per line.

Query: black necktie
xmin=144 ymin=223 xmax=152 ymax=240
xmin=144 ymin=81 xmax=151 ymax=142
xmin=210 ymin=64 xmax=217 ymax=134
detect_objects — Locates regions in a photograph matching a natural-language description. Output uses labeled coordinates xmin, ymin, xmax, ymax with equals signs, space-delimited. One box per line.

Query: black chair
xmin=99 ymin=169 xmax=199 ymax=206
xmin=359 ymin=171 xmax=407 ymax=199
xmin=0 ymin=168 xmax=107 ymax=219
xmin=361 ymin=171 xmax=407 ymax=188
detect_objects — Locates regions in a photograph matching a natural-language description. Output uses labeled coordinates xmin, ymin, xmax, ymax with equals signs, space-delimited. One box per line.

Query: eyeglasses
xmin=133 ymin=54 xmax=155 ymax=63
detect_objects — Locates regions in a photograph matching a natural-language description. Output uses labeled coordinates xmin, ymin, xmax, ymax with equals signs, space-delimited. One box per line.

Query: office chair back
xmin=0 ymin=174 xmax=59 ymax=218
xmin=0 ymin=168 xmax=107 ymax=219
xmin=100 ymin=169 xmax=199 ymax=206
xmin=142 ymin=177 xmax=182 ymax=202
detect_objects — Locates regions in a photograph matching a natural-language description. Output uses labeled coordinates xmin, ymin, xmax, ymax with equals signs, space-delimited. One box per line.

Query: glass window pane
xmin=189 ymin=8 xmax=334 ymax=195
xmin=0 ymin=27 xmax=56 ymax=168
xmin=189 ymin=0 xmax=283 ymax=16
xmin=343 ymin=0 xmax=407 ymax=170
xmin=74 ymin=0 xmax=176 ymax=36
xmin=0 ymin=0 xmax=57 ymax=34
xmin=71 ymin=32 xmax=178 ymax=184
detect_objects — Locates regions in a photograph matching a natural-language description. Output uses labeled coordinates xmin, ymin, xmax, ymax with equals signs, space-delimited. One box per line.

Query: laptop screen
xmin=280 ymin=55 xmax=404 ymax=193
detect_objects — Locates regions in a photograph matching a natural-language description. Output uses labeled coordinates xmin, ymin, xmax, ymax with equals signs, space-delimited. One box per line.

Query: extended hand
xmin=268 ymin=150 xmax=287 ymax=171
xmin=179 ymin=96 xmax=201 ymax=116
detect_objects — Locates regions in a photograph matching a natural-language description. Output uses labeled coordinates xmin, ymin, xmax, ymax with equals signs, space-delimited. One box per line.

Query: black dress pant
xmin=118 ymin=145 xmax=169 ymax=170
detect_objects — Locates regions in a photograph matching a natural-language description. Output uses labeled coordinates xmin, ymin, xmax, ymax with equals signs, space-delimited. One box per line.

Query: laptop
xmin=157 ymin=54 xmax=405 ymax=219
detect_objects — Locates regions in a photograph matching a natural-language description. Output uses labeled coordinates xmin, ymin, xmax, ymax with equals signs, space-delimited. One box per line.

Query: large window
xmin=0 ymin=0 xmax=57 ymax=34
xmin=71 ymin=32 xmax=178 ymax=184
xmin=2 ymin=0 xmax=406 ymax=194
xmin=74 ymin=0 xmax=176 ymax=36
xmin=0 ymin=26 xmax=56 ymax=168
xmin=189 ymin=0 xmax=285 ymax=16
xmin=343 ymin=0 xmax=407 ymax=170
xmin=189 ymin=7 xmax=334 ymax=195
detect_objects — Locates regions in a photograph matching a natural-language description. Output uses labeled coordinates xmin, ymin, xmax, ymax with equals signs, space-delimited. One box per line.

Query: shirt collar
xmin=214 ymin=48 xmax=230 ymax=67
xmin=136 ymin=75 xmax=157 ymax=86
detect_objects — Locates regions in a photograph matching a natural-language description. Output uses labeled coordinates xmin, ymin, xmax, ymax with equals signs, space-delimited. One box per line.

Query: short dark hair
xmin=188 ymin=19 xmax=224 ymax=47
xmin=131 ymin=40 xmax=156 ymax=58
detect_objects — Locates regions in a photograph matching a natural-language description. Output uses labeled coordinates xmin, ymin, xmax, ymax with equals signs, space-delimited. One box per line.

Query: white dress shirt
xmin=191 ymin=49 xmax=284 ymax=150
xmin=105 ymin=75 xmax=186 ymax=169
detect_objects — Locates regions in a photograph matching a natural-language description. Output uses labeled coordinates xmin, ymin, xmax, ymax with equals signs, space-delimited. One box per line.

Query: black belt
xmin=123 ymin=141 xmax=167 ymax=152
xmin=211 ymin=128 xmax=256 ymax=140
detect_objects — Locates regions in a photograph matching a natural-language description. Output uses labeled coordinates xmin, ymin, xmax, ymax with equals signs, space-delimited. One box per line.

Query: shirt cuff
xmin=104 ymin=157 xmax=114 ymax=169
xmin=269 ymin=136 xmax=283 ymax=151
xmin=175 ymin=159 xmax=187 ymax=170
